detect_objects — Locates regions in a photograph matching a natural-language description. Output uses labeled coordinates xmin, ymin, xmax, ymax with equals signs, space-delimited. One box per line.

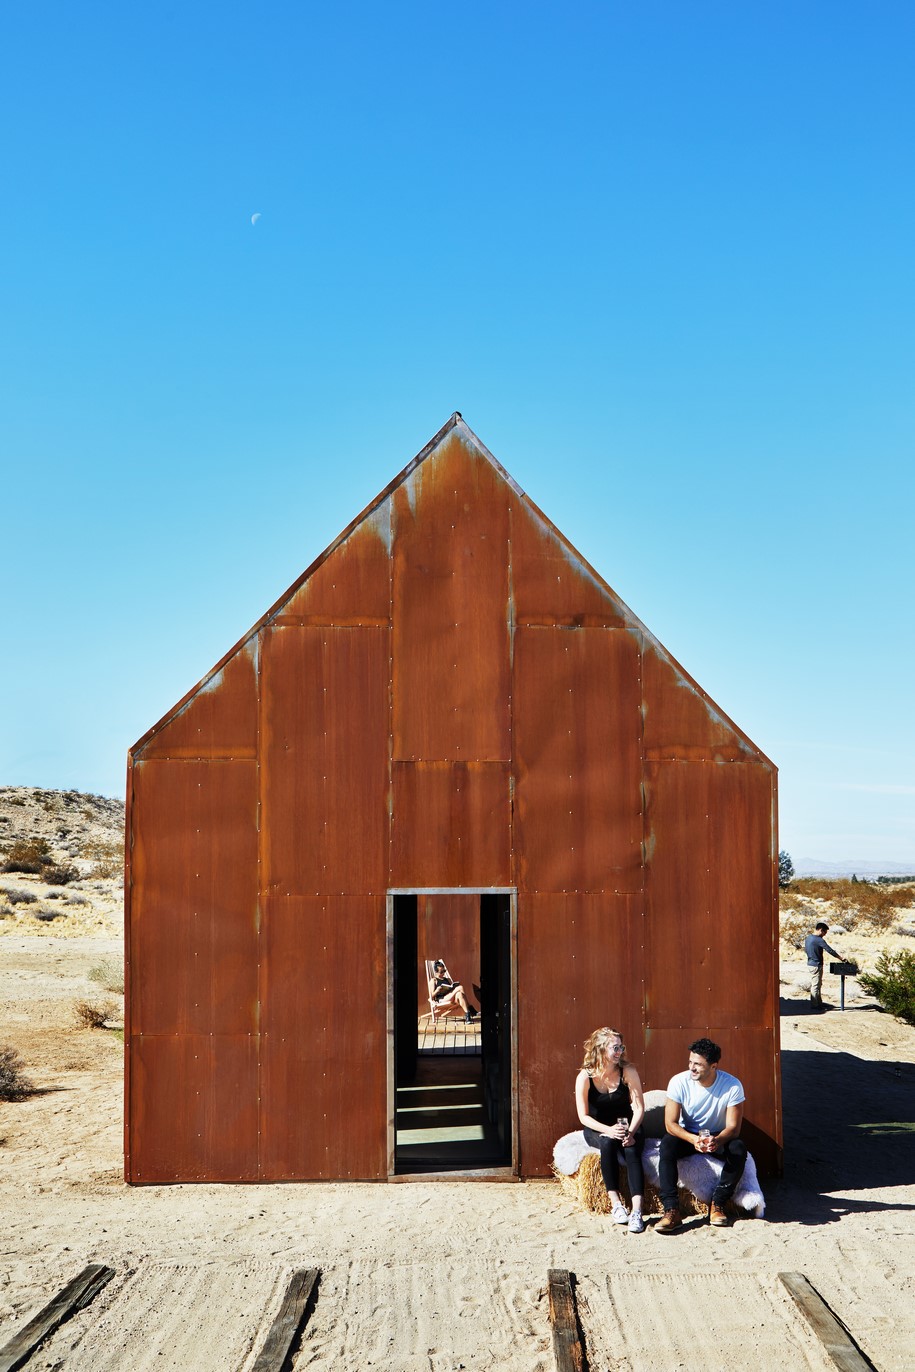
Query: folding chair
xmin=418 ymin=958 xmax=465 ymax=1026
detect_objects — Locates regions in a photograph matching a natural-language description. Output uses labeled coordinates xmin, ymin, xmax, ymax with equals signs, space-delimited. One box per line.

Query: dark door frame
xmin=385 ymin=887 xmax=519 ymax=1179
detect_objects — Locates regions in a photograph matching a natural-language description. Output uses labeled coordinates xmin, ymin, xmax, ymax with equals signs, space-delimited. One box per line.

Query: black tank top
xmin=588 ymin=1073 xmax=631 ymax=1126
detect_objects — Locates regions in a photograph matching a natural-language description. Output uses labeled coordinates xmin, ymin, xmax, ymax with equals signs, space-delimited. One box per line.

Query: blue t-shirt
xmin=666 ymin=1068 xmax=745 ymax=1134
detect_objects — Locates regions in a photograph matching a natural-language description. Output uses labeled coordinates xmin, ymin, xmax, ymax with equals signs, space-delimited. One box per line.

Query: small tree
xmin=778 ymin=850 xmax=795 ymax=888
xmin=859 ymin=951 xmax=915 ymax=1027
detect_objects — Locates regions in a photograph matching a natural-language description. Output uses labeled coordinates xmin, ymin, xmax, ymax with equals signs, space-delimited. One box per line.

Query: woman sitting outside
xmin=431 ymin=959 xmax=478 ymax=1023
xmin=575 ymin=1026 xmax=646 ymax=1233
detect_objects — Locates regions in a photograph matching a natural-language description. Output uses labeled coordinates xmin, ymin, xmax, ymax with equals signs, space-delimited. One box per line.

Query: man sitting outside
xmin=656 ymin=1038 xmax=747 ymax=1233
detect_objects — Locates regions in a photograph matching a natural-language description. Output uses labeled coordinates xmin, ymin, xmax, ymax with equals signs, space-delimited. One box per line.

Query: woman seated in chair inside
xmin=575 ymin=1026 xmax=646 ymax=1233
xmin=431 ymin=959 xmax=478 ymax=1023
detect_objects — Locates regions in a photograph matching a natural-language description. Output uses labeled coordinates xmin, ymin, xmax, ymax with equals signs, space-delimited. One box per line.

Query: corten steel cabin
xmin=125 ymin=414 xmax=781 ymax=1184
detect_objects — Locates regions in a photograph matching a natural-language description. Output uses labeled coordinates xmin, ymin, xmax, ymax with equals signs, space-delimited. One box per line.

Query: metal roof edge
xmin=129 ymin=413 xmax=465 ymax=758
xmin=500 ymin=476 xmax=777 ymax=773
xmin=129 ymin=411 xmax=776 ymax=774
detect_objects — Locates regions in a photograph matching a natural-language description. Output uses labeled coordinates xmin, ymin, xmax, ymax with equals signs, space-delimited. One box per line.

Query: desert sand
xmin=2 ymin=789 xmax=915 ymax=1369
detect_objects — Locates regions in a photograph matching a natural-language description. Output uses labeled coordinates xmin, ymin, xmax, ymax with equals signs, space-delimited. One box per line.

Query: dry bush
xmin=791 ymin=878 xmax=913 ymax=933
xmin=42 ymin=863 xmax=79 ymax=886
xmin=88 ymin=959 xmax=125 ymax=995
xmin=0 ymin=886 xmax=37 ymax=906
xmin=80 ymin=838 xmax=122 ymax=879
xmin=1 ymin=837 xmax=51 ymax=874
xmin=73 ymin=998 xmax=118 ymax=1029
xmin=779 ymin=905 xmax=816 ymax=949
xmin=0 ymin=1045 xmax=34 ymax=1100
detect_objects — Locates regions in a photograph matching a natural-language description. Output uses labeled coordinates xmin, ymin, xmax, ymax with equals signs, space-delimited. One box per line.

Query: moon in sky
xmin=251 ymin=212 xmax=261 ymax=225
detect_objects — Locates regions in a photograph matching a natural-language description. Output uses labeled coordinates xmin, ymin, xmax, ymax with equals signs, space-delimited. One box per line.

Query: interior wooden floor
xmin=417 ymin=1016 xmax=481 ymax=1056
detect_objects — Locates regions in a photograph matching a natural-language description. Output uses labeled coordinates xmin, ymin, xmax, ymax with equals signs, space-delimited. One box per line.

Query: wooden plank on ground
xmin=547 ymin=1268 xmax=584 ymax=1372
xmin=778 ymin=1272 xmax=877 ymax=1372
xmin=251 ymin=1268 xmax=320 ymax=1372
xmin=0 ymin=1263 xmax=115 ymax=1372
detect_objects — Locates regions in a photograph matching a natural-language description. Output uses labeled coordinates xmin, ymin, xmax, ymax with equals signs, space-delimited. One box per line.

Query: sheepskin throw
xmin=552 ymin=1130 xmax=765 ymax=1217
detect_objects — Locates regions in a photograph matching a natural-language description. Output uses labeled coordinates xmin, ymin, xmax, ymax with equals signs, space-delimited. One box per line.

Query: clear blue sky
xmin=1 ymin=2 xmax=913 ymax=865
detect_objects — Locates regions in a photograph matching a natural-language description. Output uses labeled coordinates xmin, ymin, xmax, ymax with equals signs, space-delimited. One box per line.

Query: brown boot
xmin=709 ymin=1201 xmax=729 ymax=1227
xmin=656 ymin=1207 xmax=682 ymax=1234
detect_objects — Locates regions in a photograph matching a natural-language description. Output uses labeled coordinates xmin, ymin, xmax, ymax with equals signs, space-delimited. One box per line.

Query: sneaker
xmin=709 ymin=1201 xmax=729 ymax=1227
xmin=655 ymin=1207 xmax=682 ymax=1234
xmin=628 ymin=1211 xmax=645 ymax=1234
xmin=610 ymin=1203 xmax=629 ymax=1225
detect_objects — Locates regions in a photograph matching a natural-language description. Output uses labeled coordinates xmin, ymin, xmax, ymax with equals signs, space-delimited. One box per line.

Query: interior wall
xmin=415 ymin=893 xmax=481 ymax=1014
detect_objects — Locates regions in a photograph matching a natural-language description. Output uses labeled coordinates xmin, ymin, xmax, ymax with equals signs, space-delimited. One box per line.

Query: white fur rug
xmin=552 ymin=1131 xmax=765 ymax=1217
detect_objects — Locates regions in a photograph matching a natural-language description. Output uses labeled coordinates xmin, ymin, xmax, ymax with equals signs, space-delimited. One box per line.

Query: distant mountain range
xmin=794 ymin=858 xmax=915 ymax=879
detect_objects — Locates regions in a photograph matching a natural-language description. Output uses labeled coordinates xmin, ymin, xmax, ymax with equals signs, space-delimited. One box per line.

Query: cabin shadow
xmin=767 ymin=1042 xmax=915 ymax=1221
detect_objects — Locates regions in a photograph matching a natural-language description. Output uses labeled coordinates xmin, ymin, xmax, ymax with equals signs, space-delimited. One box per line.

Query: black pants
xmin=583 ymin=1127 xmax=645 ymax=1199
xmin=658 ymin=1134 xmax=747 ymax=1211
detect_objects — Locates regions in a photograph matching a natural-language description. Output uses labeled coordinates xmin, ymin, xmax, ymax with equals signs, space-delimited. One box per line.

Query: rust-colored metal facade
xmin=125 ymin=414 xmax=781 ymax=1182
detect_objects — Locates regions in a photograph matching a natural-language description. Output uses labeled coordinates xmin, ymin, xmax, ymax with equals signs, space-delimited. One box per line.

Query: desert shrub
xmin=1 ymin=837 xmax=51 ymax=874
xmin=790 ymin=877 xmax=912 ymax=932
xmin=42 ymin=863 xmax=79 ymax=886
xmin=35 ymin=909 xmax=62 ymax=921
xmin=80 ymin=838 xmax=122 ymax=879
xmin=780 ymin=904 xmax=816 ymax=949
xmin=88 ymin=959 xmax=125 ymax=995
xmin=65 ymin=893 xmax=89 ymax=906
xmin=0 ymin=887 xmax=37 ymax=905
xmin=0 ymin=1045 xmax=34 ymax=1100
xmin=73 ymin=998 xmax=118 ymax=1029
xmin=858 ymin=951 xmax=915 ymax=1027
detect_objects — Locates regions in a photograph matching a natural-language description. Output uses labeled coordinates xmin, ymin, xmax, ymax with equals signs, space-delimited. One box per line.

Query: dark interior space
xmin=393 ymin=892 xmax=513 ymax=1174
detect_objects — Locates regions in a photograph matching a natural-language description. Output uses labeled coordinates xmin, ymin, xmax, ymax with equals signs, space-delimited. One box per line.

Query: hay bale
xmin=559 ymin=1146 xmax=752 ymax=1220
xmin=640 ymin=1089 xmax=667 ymax=1139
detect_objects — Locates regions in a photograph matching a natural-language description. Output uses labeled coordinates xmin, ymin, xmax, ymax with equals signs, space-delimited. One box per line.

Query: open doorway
xmin=388 ymin=889 xmax=516 ymax=1176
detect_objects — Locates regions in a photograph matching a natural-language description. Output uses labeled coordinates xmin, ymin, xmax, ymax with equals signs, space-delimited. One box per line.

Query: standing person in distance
xmin=575 ymin=1027 xmax=647 ymax=1234
xmin=656 ymin=1038 xmax=747 ymax=1233
xmin=804 ymin=920 xmax=843 ymax=1010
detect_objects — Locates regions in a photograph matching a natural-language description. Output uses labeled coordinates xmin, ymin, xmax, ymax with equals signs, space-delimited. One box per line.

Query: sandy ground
xmin=1 ymin=937 xmax=914 ymax=1371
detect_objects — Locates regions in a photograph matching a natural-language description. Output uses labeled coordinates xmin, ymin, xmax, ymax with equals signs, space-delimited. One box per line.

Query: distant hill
xmin=0 ymin=786 xmax=124 ymax=934
xmin=794 ymin=857 xmax=915 ymax=879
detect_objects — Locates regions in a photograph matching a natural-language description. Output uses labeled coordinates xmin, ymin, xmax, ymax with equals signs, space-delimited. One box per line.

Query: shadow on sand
xmin=766 ymin=1003 xmax=915 ymax=1224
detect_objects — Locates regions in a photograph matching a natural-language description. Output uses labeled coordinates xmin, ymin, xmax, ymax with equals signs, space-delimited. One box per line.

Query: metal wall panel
xmin=260 ymin=625 xmax=390 ymax=896
xmin=130 ymin=759 xmax=258 ymax=1035
xmin=513 ymin=627 xmax=643 ymax=894
xmin=642 ymin=643 xmax=758 ymax=763
xmin=510 ymin=496 xmax=630 ymax=627
xmin=390 ymin=761 xmax=511 ymax=889
xmin=139 ymin=640 xmax=258 ymax=760
xmin=259 ymin=895 xmax=387 ymax=1179
xmin=516 ymin=892 xmax=646 ymax=1176
xmin=392 ymin=434 xmax=510 ymax=762
xmin=644 ymin=761 xmax=775 ymax=1029
xmin=277 ymin=504 xmax=392 ymax=624
xmin=128 ymin=1033 xmax=259 ymax=1182
xmin=127 ymin=416 xmax=781 ymax=1182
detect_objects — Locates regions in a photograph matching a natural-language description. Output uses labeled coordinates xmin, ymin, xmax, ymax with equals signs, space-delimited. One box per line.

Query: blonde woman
xmin=575 ymin=1027 xmax=646 ymax=1233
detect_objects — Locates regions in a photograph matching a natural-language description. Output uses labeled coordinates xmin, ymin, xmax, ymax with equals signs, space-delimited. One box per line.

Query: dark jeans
xmin=583 ymin=1127 xmax=645 ymax=1199
xmin=658 ymin=1134 xmax=747 ymax=1211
